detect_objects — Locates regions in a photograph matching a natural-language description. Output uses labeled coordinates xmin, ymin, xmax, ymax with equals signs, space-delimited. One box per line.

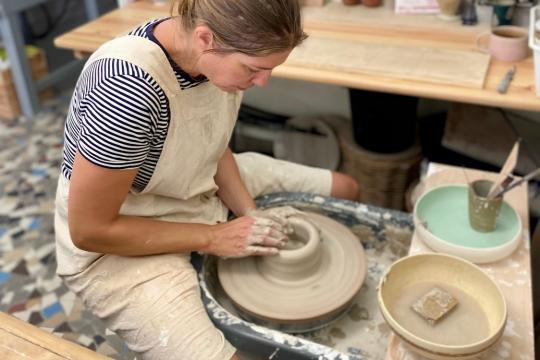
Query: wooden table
xmin=0 ymin=311 xmax=110 ymax=359
xmin=54 ymin=1 xmax=540 ymax=111
xmin=385 ymin=163 xmax=535 ymax=359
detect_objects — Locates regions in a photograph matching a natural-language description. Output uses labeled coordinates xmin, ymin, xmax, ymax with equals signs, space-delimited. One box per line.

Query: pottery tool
xmin=498 ymin=174 xmax=516 ymax=192
xmin=492 ymin=168 xmax=540 ymax=198
xmin=411 ymin=287 xmax=458 ymax=326
xmin=496 ymin=66 xmax=516 ymax=94
xmin=487 ymin=140 xmax=520 ymax=199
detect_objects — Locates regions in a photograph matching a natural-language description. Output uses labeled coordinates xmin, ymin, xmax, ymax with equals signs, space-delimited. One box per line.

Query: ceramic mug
xmin=468 ymin=179 xmax=503 ymax=233
xmin=476 ymin=25 xmax=529 ymax=62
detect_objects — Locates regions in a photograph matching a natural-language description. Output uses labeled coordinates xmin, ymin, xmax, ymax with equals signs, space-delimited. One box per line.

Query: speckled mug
xmin=468 ymin=179 xmax=503 ymax=232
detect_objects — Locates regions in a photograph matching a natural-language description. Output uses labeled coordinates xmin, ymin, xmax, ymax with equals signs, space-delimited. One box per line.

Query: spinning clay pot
xmin=218 ymin=213 xmax=367 ymax=332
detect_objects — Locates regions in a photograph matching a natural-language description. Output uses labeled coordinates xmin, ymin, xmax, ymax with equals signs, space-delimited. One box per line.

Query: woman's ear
xmin=193 ymin=25 xmax=215 ymax=51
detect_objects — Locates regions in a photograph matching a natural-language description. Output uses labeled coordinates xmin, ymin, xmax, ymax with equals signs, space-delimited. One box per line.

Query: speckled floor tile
xmin=0 ymin=96 xmax=135 ymax=360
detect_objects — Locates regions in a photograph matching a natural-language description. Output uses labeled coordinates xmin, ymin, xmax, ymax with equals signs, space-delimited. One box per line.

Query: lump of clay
xmin=411 ymin=287 xmax=458 ymax=325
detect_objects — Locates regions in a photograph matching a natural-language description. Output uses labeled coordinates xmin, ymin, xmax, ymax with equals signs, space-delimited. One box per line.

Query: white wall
xmin=242 ymin=77 xmax=452 ymax=119
xmin=244 ymin=77 xmax=540 ymax=122
xmin=243 ymin=78 xmax=351 ymax=119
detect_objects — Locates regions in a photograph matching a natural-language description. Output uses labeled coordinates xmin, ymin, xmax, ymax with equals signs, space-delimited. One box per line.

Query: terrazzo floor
xmin=0 ymin=95 xmax=135 ymax=359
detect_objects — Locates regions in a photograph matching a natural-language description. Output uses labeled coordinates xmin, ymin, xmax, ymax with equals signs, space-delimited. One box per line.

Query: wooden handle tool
xmin=487 ymin=140 xmax=520 ymax=199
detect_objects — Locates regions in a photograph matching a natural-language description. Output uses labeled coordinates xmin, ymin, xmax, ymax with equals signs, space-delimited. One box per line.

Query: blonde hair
xmin=171 ymin=0 xmax=307 ymax=56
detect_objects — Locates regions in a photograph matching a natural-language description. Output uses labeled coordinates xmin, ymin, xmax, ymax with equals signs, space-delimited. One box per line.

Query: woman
xmin=55 ymin=0 xmax=359 ymax=359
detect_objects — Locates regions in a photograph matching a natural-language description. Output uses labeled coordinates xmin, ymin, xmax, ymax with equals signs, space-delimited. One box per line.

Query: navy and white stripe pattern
xmin=61 ymin=18 xmax=207 ymax=192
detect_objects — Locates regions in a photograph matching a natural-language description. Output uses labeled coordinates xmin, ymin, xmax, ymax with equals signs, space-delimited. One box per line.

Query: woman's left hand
xmin=247 ymin=205 xmax=305 ymax=230
xmin=207 ymin=215 xmax=287 ymax=258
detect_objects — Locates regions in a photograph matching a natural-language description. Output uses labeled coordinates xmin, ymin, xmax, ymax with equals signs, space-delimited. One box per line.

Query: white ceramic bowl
xmin=378 ymin=253 xmax=507 ymax=359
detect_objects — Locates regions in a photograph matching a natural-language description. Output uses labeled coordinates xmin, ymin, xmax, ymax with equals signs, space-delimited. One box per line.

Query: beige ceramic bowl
xmin=378 ymin=253 xmax=507 ymax=359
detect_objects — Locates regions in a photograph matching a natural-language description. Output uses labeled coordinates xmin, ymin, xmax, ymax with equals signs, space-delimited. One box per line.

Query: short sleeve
xmin=76 ymin=70 xmax=162 ymax=170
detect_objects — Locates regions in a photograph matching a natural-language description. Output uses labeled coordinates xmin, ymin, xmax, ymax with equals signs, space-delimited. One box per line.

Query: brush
xmin=491 ymin=168 xmax=540 ymax=198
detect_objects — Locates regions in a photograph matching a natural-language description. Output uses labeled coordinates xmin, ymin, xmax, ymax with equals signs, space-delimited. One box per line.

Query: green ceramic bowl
xmin=413 ymin=185 xmax=522 ymax=264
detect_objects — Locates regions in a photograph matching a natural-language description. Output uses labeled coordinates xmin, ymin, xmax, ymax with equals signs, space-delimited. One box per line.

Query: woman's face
xmin=198 ymin=49 xmax=292 ymax=92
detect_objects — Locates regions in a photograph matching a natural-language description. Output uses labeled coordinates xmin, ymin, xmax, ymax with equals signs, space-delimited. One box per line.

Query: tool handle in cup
xmin=476 ymin=31 xmax=491 ymax=53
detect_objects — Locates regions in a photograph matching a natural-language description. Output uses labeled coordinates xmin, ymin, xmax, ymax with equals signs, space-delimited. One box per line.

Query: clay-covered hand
xmin=247 ymin=206 xmax=305 ymax=231
xmin=208 ymin=215 xmax=288 ymax=258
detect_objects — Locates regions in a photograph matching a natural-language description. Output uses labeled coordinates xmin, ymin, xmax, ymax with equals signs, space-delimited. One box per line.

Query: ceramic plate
xmin=414 ymin=185 xmax=522 ymax=263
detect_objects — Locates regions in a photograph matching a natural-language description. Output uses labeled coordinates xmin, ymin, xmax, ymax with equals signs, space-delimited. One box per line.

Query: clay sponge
xmin=411 ymin=287 xmax=458 ymax=325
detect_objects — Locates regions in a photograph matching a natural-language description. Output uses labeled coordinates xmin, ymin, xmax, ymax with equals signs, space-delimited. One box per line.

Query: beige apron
xmin=56 ymin=35 xmax=241 ymax=276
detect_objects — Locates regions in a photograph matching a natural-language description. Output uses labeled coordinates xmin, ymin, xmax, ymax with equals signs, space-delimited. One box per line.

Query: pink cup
xmin=476 ymin=26 xmax=529 ymax=62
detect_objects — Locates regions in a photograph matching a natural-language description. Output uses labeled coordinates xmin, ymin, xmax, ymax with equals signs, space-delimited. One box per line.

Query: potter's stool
xmin=192 ymin=192 xmax=414 ymax=360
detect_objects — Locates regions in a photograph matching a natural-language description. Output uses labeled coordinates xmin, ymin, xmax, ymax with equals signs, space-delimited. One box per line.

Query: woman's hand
xmin=207 ymin=216 xmax=288 ymax=258
xmin=247 ymin=206 xmax=305 ymax=228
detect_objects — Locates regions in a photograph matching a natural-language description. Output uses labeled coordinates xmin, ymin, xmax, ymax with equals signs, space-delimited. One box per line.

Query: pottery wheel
xmin=217 ymin=212 xmax=366 ymax=332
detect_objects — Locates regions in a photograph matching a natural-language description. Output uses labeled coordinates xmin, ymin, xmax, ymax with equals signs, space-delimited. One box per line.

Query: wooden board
xmin=0 ymin=312 xmax=110 ymax=360
xmin=288 ymin=36 xmax=490 ymax=89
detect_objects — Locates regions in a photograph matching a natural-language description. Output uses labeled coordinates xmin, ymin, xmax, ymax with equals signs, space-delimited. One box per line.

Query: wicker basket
xmin=0 ymin=46 xmax=53 ymax=125
xmin=338 ymin=122 xmax=423 ymax=210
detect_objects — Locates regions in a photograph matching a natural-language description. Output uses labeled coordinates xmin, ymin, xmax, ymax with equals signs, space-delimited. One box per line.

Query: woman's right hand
xmin=207 ymin=216 xmax=288 ymax=258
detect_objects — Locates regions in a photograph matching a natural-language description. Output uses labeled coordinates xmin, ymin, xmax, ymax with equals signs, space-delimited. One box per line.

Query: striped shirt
xmin=61 ymin=18 xmax=207 ymax=192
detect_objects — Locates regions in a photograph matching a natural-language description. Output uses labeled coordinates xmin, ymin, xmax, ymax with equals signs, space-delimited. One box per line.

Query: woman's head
xmin=168 ymin=0 xmax=307 ymax=92
xmin=171 ymin=0 xmax=307 ymax=56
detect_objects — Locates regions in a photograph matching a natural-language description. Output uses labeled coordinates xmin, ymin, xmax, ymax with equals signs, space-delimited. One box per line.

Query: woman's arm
xmin=68 ymin=152 xmax=214 ymax=255
xmin=214 ymin=147 xmax=256 ymax=216
xmin=68 ymin=152 xmax=283 ymax=257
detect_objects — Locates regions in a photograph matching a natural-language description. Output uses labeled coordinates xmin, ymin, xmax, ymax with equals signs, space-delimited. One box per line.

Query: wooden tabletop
xmin=54 ymin=1 xmax=540 ymax=111
xmin=0 ymin=311 xmax=110 ymax=359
